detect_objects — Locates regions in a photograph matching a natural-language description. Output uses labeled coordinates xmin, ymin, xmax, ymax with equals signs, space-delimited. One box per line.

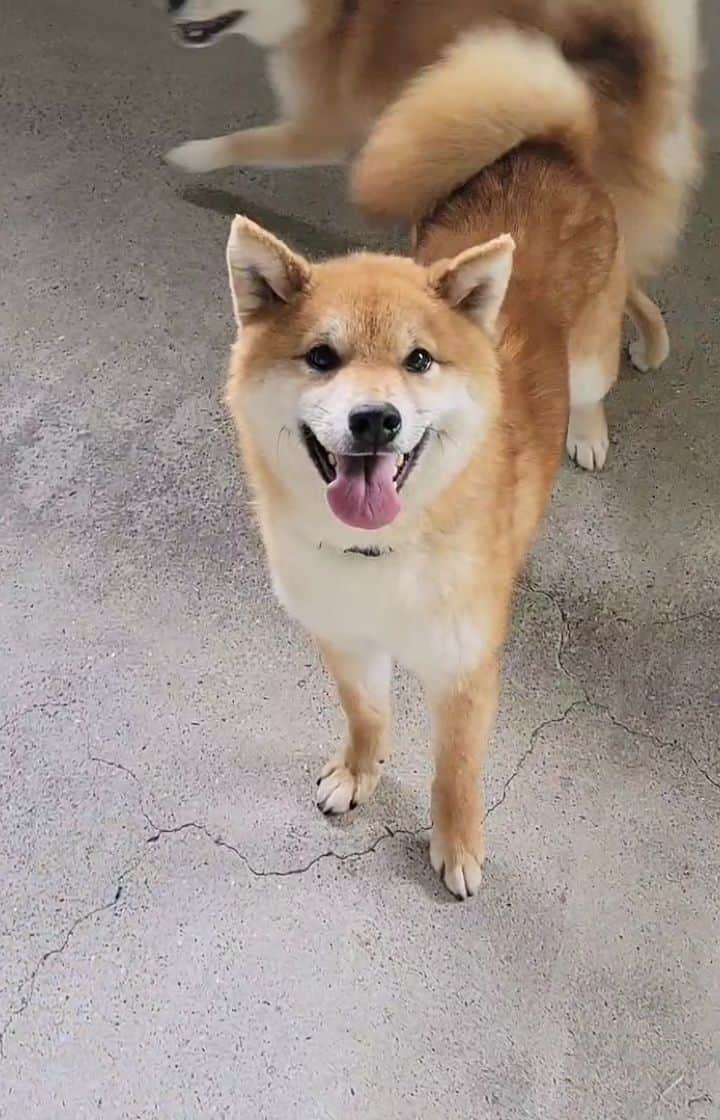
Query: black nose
xmin=348 ymin=402 xmax=402 ymax=450
xmin=168 ymin=0 xmax=185 ymax=12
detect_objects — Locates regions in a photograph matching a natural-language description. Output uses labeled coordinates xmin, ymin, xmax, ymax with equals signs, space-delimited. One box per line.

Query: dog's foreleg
xmin=166 ymin=121 xmax=346 ymax=173
xmin=315 ymin=642 xmax=392 ymax=816
xmin=429 ymin=654 xmax=499 ymax=900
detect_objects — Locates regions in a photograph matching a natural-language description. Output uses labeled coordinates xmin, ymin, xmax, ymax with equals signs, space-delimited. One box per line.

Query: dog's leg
xmin=429 ymin=655 xmax=499 ymax=900
xmin=166 ymin=121 xmax=346 ymax=174
xmin=626 ymin=282 xmax=670 ymax=372
xmin=315 ymin=642 xmax=391 ymax=816
xmin=566 ymin=258 xmax=625 ymax=472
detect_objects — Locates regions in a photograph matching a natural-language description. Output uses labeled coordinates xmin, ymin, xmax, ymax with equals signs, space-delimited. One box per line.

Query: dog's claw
xmin=430 ymin=827 xmax=484 ymax=900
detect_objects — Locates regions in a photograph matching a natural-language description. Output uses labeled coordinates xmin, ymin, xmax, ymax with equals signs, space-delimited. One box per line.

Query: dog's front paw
xmin=165 ymin=138 xmax=228 ymax=173
xmin=566 ymin=429 xmax=609 ymax=471
xmin=430 ymin=826 xmax=484 ymax=900
xmin=566 ymin=403 xmax=609 ymax=472
xmin=316 ymin=756 xmax=381 ymax=816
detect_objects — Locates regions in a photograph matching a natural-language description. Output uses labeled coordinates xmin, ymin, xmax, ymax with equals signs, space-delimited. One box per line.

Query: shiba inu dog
xmin=223 ymin=29 xmax=661 ymax=898
xmin=165 ymin=0 xmax=701 ymax=290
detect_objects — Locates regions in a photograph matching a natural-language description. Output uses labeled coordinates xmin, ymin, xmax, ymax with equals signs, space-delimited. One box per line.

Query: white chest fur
xmin=265 ymin=523 xmax=489 ymax=691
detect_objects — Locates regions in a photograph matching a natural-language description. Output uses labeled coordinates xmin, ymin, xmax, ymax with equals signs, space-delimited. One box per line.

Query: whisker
xmin=276 ymin=425 xmax=293 ymax=460
xmin=427 ymin=425 xmax=458 ymax=450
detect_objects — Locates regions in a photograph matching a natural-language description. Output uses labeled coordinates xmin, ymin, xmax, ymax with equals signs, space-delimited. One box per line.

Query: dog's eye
xmin=305 ymin=344 xmax=342 ymax=373
xmin=404 ymin=348 xmax=434 ymax=374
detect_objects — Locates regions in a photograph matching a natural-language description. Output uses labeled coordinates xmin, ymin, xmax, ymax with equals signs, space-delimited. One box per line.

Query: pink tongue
xmin=327 ymin=454 xmax=401 ymax=530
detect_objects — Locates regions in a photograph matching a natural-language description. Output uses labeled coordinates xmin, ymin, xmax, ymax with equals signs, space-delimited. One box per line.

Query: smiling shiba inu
xmin=223 ymin=28 xmax=650 ymax=898
xmin=164 ymin=0 xmax=701 ymax=297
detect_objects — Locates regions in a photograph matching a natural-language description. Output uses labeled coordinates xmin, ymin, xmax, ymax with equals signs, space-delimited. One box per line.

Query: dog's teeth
xmin=327 ymin=453 xmax=336 ymax=466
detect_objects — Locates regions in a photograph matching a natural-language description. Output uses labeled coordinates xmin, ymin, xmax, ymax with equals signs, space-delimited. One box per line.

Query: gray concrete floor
xmin=1 ymin=3 xmax=718 ymax=1118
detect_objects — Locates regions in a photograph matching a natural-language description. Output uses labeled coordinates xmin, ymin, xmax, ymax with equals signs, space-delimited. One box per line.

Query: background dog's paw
xmin=430 ymin=828 xmax=484 ymax=900
xmin=165 ymin=138 xmax=227 ymax=173
xmin=316 ymin=757 xmax=380 ymax=816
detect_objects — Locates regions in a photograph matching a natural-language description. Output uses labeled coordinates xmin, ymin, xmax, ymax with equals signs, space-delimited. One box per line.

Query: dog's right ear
xmin=226 ymin=216 xmax=311 ymax=324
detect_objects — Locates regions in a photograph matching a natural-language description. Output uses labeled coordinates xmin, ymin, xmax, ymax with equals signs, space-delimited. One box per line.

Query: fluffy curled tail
xmin=352 ymin=26 xmax=597 ymax=222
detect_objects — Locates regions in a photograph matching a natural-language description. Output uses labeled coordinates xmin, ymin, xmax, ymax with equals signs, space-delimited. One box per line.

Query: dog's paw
xmin=165 ymin=138 xmax=227 ymax=173
xmin=628 ymin=337 xmax=650 ymax=373
xmin=566 ymin=429 xmax=609 ymax=471
xmin=316 ymin=756 xmax=381 ymax=816
xmin=566 ymin=404 xmax=609 ymax=472
xmin=429 ymin=827 xmax=484 ymax=900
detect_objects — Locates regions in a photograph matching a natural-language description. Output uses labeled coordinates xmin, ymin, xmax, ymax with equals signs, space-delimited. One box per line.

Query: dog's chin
xmin=173 ymin=11 xmax=245 ymax=47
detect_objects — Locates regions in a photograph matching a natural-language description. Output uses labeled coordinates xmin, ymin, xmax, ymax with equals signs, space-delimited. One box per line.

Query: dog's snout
xmin=348 ymin=402 xmax=402 ymax=450
xmin=167 ymin=0 xmax=185 ymax=12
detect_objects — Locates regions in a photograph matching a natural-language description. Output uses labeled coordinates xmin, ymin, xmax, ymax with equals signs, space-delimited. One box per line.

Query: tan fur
xmin=224 ymin=112 xmax=626 ymax=893
xmin=169 ymin=0 xmax=701 ymax=287
xmin=352 ymin=24 xmax=671 ymax=463
xmin=352 ymin=28 xmax=597 ymax=224
xmin=626 ymin=281 xmax=671 ymax=371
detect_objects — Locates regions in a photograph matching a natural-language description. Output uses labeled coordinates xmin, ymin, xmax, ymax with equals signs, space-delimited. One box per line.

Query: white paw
xmin=430 ymin=828 xmax=484 ymax=900
xmin=566 ymin=430 xmax=609 ymax=471
xmin=316 ymin=757 xmax=381 ymax=815
xmin=628 ymin=338 xmax=649 ymax=372
xmin=165 ymin=138 xmax=228 ymax=173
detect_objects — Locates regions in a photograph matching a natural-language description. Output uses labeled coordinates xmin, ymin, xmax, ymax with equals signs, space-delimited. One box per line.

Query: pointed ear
xmin=431 ymin=234 xmax=515 ymax=334
xmin=226 ymin=216 xmax=311 ymax=324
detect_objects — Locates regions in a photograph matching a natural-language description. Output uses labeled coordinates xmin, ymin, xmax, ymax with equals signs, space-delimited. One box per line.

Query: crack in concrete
xmin=145 ymin=818 xmax=431 ymax=878
xmin=520 ymin=580 xmax=720 ymax=795
xmin=517 ymin=578 xmax=579 ymax=688
xmin=89 ymin=741 xmax=433 ymax=876
xmin=0 ymin=852 xmax=146 ymax=1059
xmin=651 ymin=610 xmax=719 ymax=628
xmin=0 ymin=699 xmax=75 ymax=736
xmin=484 ymin=699 xmax=589 ymax=817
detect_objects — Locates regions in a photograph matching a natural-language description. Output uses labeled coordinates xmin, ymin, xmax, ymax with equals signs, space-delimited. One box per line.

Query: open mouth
xmin=301 ymin=426 xmax=429 ymax=531
xmin=175 ymin=11 xmax=244 ymax=45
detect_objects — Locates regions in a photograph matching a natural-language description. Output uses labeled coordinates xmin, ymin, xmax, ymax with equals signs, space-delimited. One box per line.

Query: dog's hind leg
xmin=315 ymin=643 xmax=392 ymax=816
xmin=166 ymin=120 xmax=345 ymax=173
xmin=626 ymin=282 xmax=670 ymax=372
xmin=566 ymin=254 xmax=626 ymax=471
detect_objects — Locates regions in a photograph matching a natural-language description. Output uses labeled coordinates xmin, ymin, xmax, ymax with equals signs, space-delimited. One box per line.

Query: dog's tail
xmin=352 ymin=26 xmax=596 ymax=223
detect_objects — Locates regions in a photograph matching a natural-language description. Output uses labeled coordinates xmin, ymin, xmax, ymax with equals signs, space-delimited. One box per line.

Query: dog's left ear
xmin=226 ymin=216 xmax=311 ymax=324
xmin=431 ymin=234 xmax=515 ymax=335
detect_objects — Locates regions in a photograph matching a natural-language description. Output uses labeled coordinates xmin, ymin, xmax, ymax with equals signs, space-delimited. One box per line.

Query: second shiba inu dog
xmin=224 ymin=29 xmax=652 ymax=898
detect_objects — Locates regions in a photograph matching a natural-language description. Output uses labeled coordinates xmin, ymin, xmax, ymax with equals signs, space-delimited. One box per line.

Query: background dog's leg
xmin=429 ymin=654 xmax=499 ymax=900
xmin=315 ymin=642 xmax=392 ymax=816
xmin=566 ymin=260 xmax=625 ymax=471
xmin=166 ymin=121 xmax=345 ymax=173
xmin=626 ymin=282 xmax=670 ymax=372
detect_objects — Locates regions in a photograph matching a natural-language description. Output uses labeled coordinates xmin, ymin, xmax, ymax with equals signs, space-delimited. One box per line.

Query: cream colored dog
xmin=166 ymin=0 xmax=701 ymax=292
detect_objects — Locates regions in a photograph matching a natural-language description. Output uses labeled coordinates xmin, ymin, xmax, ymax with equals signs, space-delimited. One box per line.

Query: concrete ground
xmin=1 ymin=2 xmax=718 ymax=1117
